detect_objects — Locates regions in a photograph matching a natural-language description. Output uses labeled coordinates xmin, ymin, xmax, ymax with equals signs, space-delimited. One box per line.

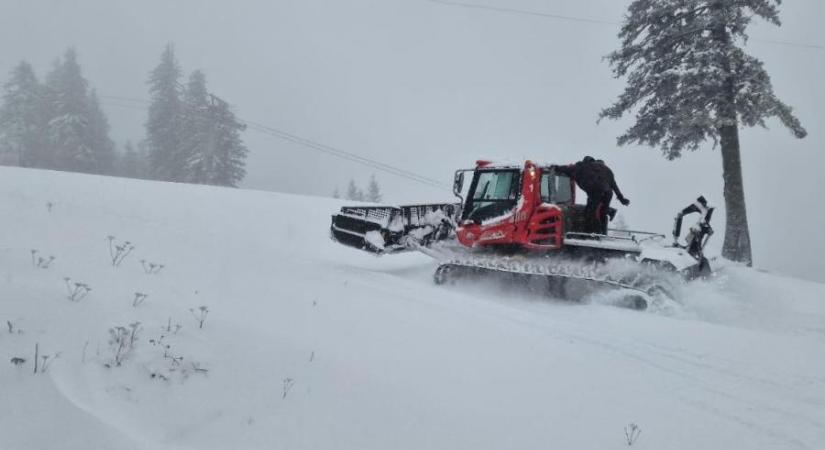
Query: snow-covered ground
xmin=1 ymin=166 xmax=824 ymax=450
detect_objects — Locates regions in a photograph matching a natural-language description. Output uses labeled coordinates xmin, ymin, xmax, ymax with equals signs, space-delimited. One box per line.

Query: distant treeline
xmin=335 ymin=175 xmax=382 ymax=203
xmin=0 ymin=45 xmax=248 ymax=187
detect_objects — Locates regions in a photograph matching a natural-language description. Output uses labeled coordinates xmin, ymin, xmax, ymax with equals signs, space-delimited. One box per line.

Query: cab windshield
xmin=465 ymin=170 xmax=520 ymax=223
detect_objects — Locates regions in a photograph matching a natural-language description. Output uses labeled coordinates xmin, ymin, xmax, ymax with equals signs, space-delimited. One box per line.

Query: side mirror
xmin=453 ymin=171 xmax=465 ymax=195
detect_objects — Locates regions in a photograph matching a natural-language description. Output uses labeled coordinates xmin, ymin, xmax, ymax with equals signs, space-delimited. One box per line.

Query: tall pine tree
xmin=206 ymin=98 xmax=248 ymax=187
xmin=87 ymin=90 xmax=116 ymax=174
xmin=346 ymin=179 xmax=363 ymax=201
xmin=600 ymin=0 xmax=806 ymax=265
xmin=180 ymin=70 xmax=212 ymax=184
xmin=146 ymin=44 xmax=184 ymax=181
xmin=44 ymin=49 xmax=96 ymax=173
xmin=365 ymin=174 xmax=382 ymax=203
xmin=0 ymin=61 xmax=46 ymax=167
xmin=180 ymin=71 xmax=248 ymax=187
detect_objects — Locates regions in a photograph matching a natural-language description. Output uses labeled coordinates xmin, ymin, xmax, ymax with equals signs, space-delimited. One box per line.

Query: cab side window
xmin=553 ymin=174 xmax=573 ymax=204
xmin=541 ymin=171 xmax=573 ymax=204
xmin=540 ymin=173 xmax=552 ymax=203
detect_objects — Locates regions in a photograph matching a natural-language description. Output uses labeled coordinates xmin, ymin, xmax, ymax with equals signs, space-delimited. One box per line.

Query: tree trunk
xmin=712 ymin=7 xmax=753 ymax=266
xmin=719 ymin=124 xmax=752 ymax=265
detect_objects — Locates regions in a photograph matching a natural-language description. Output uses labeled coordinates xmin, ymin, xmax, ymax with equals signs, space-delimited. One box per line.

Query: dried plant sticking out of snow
xmin=132 ymin=292 xmax=148 ymax=307
xmin=282 ymin=378 xmax=295 ymax=399
xmin=624 ymin=423 xmax=641 ymax=446
xmin=190 ymin=306 xmax=209 ymax=329
xmin=140 ymin=260 xmax=165 ymax=274
xmin=107 ymin=235 xmax=135 ymax=267
xmin=107 ymin=322 xmax=141 ymax=367
xmin=64 ymin=277 xmax=91 ymax=302
xmin=30 ymin=249 xmax=55 ymax=268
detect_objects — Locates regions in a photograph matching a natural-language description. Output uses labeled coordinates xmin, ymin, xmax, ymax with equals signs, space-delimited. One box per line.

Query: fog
xmin=1 ymin=0 xmax=822 ymax=281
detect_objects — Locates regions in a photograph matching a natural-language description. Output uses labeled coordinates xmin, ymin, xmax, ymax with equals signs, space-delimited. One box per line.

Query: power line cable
xmin=240 ymin=119 xmax=449 ymax=189
xmin=426 ymin=0 xmax=825 ymax=51
xmin=99 ymin=100 xmax=147 ymax=112
xmin=98 ymin=97 xmax=450 ymax=190
xmin=100 ymin=94 xmax=150 ymax=105
xmin=426 ymin=0 xmax=616 ymax=25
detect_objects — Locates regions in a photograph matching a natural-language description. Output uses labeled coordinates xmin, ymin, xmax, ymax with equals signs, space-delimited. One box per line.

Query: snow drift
xmin=1 ymin=166 xmax=823 ymax=450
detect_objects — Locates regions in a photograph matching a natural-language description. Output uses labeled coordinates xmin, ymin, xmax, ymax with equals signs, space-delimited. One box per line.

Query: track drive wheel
xmin=624 ymin=294 xmax=649 ymax=311
xmin=434 ymin=264 xmax=453 ymax=285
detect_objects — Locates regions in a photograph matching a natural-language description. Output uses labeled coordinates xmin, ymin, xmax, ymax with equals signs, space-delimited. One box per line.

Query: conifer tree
xmin=44 ymin=49 xmax=96 ymax=173
xmin=346 ymin=179 xmax=364 ymax=201
xmin=0 ymin=61 xmax=46 ymax=167
xmin=365 ymin=174 xmax=382 ymax=203
xmin=206 ymin=98 xmax=248 ymax=187
xmin=87 ymin=90 xmax=116 ymax=174
xmin=179 ymin=70 xmax=211 ymax=183
xmin=146 ymin=44 xmax=184 ymax=181
xmin=180 ymin=71 xmax=248 ymax=187
xmin=600 ymin=0 xmax=806 ymax=264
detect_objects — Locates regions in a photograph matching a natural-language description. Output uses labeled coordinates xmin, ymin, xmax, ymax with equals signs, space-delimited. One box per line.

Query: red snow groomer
xmin=330 ymin=160 xmax=714 ymax=309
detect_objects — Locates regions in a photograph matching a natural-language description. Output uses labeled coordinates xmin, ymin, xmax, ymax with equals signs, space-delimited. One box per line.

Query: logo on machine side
xmin=480 ymin=231 xmax=506 ymax=241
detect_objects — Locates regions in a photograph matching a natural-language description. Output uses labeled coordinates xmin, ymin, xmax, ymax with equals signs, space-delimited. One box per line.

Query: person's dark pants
xmin=585 ymin=190 xmax=613 ymax=234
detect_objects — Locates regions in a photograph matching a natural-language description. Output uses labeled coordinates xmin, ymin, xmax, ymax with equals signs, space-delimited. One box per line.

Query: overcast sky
xmin=1 ymin=0 xmax=823 ymax=282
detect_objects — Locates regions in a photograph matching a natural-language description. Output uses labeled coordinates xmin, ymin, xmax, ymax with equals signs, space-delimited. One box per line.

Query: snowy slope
xmin=1 ymin=166 xmax=824 ymax=450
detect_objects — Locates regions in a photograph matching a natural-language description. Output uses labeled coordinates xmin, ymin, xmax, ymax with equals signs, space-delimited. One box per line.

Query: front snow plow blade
xmin=330 ymin=203 xmax=460 ymax=254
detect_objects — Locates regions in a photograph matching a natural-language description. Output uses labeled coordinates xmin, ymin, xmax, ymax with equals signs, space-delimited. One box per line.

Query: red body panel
xmin=456 ymin=161 xmax=571 ymax=252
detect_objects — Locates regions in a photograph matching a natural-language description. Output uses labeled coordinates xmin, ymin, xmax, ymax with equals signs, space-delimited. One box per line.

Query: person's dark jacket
xmin=554 ymin=159 xmax=629 ymax=205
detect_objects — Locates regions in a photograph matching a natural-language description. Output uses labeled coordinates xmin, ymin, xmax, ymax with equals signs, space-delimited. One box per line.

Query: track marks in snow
xmin=454 ymin=303 xmax=825 ymax=449
xmin=363 ymin=258 xmax=825 ymax=449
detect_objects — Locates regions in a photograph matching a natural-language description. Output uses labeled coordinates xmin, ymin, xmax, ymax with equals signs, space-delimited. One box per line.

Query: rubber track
xmin=417 ymin=242 xmax=676 ymax=300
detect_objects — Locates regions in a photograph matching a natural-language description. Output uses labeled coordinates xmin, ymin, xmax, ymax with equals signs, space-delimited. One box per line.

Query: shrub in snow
xmin=149 ymin=333 xmax=172 ymax=358
xmin=10 ymin=357 xmax=26 ymax=367
xmin=149 ymin=358 xmax=207 ymax=382
xmin=132 ymin=292 xmax=148 ymax=307
xmin=624 ymin=423 xmax=641 ymax=446
xmin=30 ymin=249 xmax=55 ymax=268
xmin=64 ymin=277 xmax=91 ymax=302
xmin=147 ymin=332 xmax=208 ymax=382
xmin=107 ymin=235 xmax=134 ymax=267
xmin=140 ymin=259 xmax=165 ymax=274
xmin=189 ymin=305 xmax=209 ymax=329
xmin=106 ymin=322 xmax=141 ymax=367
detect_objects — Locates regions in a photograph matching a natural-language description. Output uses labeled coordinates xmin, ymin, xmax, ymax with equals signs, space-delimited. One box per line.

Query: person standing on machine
xmin=553 ymin=156 xmax=630 ymax=234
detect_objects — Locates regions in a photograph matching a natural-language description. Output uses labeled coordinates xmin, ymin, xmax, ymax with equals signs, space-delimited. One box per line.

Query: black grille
xmin=332 ymin=214 xmax=384 ymax=235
